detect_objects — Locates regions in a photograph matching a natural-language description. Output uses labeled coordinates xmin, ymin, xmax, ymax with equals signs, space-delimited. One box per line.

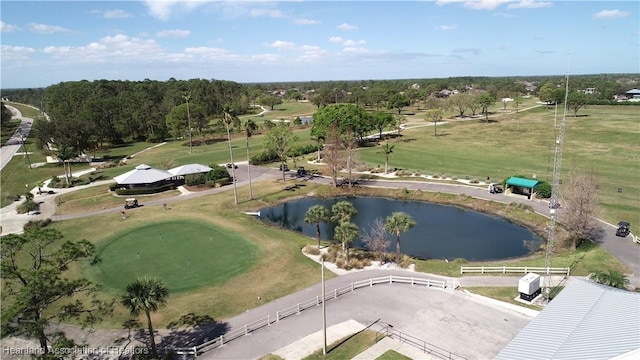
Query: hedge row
xmin=249 ymin=144 xmax=318 ymax=165
xmin=114 ymin=183 xmax=176 ymax=196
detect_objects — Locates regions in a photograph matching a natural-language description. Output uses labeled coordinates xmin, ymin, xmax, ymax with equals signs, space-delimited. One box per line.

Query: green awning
xmin=506 ymin=177 xmax=539 ymax=188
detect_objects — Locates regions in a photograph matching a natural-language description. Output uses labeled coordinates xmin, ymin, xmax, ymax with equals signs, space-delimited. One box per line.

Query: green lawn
xmin=358 ymin=105 xmax=640 ymax=233
xmin=302 ymin=330 xmax=379 ymax=360
xmin=377 ymin=350 xmax=412 ymax=360
xmin=89 ymin=219 xmax=260 ymax=293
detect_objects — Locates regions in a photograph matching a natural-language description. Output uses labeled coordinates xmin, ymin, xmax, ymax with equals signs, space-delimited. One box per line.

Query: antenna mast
xmin=545 ymin=68 xmax=570 ymax=302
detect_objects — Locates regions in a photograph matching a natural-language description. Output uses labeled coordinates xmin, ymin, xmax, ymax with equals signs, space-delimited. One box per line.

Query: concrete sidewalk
xmin=273 ymin=319 xmax=365 ymax=359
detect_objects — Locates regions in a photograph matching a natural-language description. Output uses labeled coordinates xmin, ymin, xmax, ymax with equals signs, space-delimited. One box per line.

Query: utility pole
xmin=183 ymin=93 xmax=192 ymax=154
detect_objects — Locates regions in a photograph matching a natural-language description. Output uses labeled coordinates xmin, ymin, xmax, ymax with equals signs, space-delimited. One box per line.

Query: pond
xmin=260 ymin=197 xmax=543 ymax=261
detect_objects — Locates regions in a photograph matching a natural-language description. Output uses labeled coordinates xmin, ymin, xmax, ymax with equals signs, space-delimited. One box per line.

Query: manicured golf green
xmin=91 ymin=219 xmax=260 ymax=293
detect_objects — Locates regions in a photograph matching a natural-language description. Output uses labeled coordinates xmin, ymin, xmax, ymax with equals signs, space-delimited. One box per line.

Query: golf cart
xmin=124 ymin=198 xmax=139 ymax=209
xmin=488 ymin=183 xmax=503 ymax=194
xmin=616 ymin=221 xmax=630 ymax=237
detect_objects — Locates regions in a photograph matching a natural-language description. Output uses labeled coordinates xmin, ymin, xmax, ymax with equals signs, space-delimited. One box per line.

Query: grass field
xmin=302 ymin=330 xmax=378 ymax=360
xmin=376 ymin=350 xmax=412 ymax=360
xmin=89 ymin=219 xmax=259 ymax=293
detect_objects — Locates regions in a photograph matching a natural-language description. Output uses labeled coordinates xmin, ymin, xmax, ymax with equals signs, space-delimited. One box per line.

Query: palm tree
xmin=331 ymin=201 xmax=357 ymax=224
xmin=304 ymin=205 xmax=330 ymax=248
xmin=311 ymin=134 xmax=325 ymax=161
xmin=589 ymin=270 xmax=629 ymax=289
xmin=121 ymin=278 xmax=169 ymax=358
xmin=334 ymin=222 xmax=359 ymax=262
xmin=377 ymin=143 xmax=394 ymax=174
xmin=244 ymin=119 xmax=257 ymax=200
xmin=385 ymin=212 xmax=416 ymax=261
xmin=56 ymin=145 xmax=77 ymax=185
xmin=222 ymin=107 xmax=238 ymax=204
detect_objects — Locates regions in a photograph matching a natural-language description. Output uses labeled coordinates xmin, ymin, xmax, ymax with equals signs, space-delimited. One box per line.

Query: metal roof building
xmin=496 ymin=278 xmax=640 ymax=360
xmin=113 ymin=164 xmax=172 ymax=185
xmin=505 ymin=176 xmax=539 ymax=189
xmin=168 ymin=164 xmax=212 ymax=177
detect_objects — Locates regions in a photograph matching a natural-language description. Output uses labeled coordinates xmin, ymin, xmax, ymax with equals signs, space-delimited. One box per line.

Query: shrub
xmin=304 ymin=245 xmax=320 ymax=255
xmin=185 ymin=173 xmax=206 ymax=186
xmin=453 ymin=258 xmax=468 ymax=264
xmin=370 ymin=167 xmax=384 ymax=174
xmin=17 ymin=200 xmax=39 ymax=214
xmin=396 ymin=170 xmax=413 ymax=177
xmin=398 ymin=255 xmax=413 ymax=268
xmin=335 ymin=258 xmax=346 ymax=269
xmin=288 ymin=144 xmax=317 ymax=158
xmin=50 ymin=175 xmax=60 ymax=184
xmin=535 ymin=181 xmax=552 ymax=198
xmin=250 ymin=149 xmax=279 ymax=165
xmin=470 ymin=179 xmax=479 ymax=184
xmin=24 ymin=219 xmax=52 ymax=230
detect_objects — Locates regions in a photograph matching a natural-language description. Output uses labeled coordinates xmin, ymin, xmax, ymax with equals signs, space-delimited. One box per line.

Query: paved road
xmin=0 ymin=105 xmax=33 ymax=170
xmin=202 ymin=270 xmax=533 ymax=360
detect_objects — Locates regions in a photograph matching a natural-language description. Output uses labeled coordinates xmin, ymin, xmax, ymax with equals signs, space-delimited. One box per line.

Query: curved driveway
xmin=0 ymin=105 xmax=33 ymax=170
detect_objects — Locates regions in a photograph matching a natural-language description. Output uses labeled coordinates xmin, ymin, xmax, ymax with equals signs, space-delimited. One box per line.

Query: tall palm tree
xmin=244 ymin=119 xmax=257 ymax=200
xmin=222 ymin=107 xmax=238 ymax=204
xmin=331 ymin=201 xmax=357 ymax=224
xmin=311 ymin=134 xmax=325 ymax=161
xmin=56 ymin=145 xmax=77 ymax=185
xmin=334 ymin=222 xmax=359 ymax=262
xmin=377 ymin=143 xmax=394 ymax=174
xmin=385 ymin=212 xmax=416 ymax=261
xmin=121 ymin=278 xmax=169 ymax=358
xmin=331 ymin=201 xmax=357 ymax=251
xmin=304 ymin=205 xmax=330 ymax=248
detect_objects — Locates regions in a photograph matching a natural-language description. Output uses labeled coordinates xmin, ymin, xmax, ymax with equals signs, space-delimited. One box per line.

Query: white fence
xmin=460 ymin=266 xmax=570 ymax=275
xmin=166 ymin=275 xmax=446 ymax=357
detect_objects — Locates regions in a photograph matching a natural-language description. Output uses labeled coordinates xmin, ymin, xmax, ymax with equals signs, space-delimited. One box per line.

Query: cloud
xmin=42 ymin=34 xmax=166 ymax=62
xmin=156 ymin=29 xmax=191 ymax=38
xmin=438 ymin=25 xmax=458 ymax=30
xmin=492 ymin=12 xmax=516 ymax=18
xmin=102 ymin=9 xmax=133 ymax=18
xmin=294 ymin=18 xmax=321 ymax=25
xmin=143 ymin=0 xmax=208 ymax=21
xmin=593 ymin=9 xmax=629 ymax=19
xmin=267 ymin=40 xmax=296 ymax=50
xmin=250 ymin=8 xmax=284 ymax=18
xmin=452 ymin=48 xmax=481 ymax=55
xmin=342 ymin=47 xmax=370 ymax=54
xmin=436 ymin=0 xmax=512 ymax=11
xmin=342 ymin=39 xmax=367 ymax=46
xmin=184 ymin=47 xmax=243 ymax=61
xmin=337 ymin=23 xmax=358 ymax=30
xmin=1 ymin=21 xmax=20 ymax=33
xmin=252 ymin=53 xmax=281 ymax=63
xmin=1 ymin=45 xmax=36 ymax=60
xmin=29 ymin=23 xmax=70 ymax=34
xmin=329 ymin=36 xmax=344 ymax=43
xmin=507 ymin=1 xmax=552 ymax=9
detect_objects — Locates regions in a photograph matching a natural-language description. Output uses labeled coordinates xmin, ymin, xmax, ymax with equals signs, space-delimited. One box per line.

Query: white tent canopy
xmin=113 ymin=164 xmax=172 ymax=185
xmin=168 ymin=164 xmax=212 ymax=176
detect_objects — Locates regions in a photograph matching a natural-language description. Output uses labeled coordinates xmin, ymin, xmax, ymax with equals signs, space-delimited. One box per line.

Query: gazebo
xmin=505 ymin=177 xmax=539 ymax=199
xmin=168 ymin=164 xmax=212 ymax=177
xmin=113 ymin=164 xmax=173 ymax=189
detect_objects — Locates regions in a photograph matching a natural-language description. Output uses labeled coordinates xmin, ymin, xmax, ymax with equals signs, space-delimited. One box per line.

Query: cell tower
xmin=545 ymin=72 xmax=570 ymax=302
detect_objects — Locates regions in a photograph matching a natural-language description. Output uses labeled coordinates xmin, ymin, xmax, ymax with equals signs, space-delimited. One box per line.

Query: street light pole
xmin=183 ymin=93 xmax=192 ymax=154
xmin=19 ymin=131 xmax=32 ymax=169
xmin=322 ymin=258 xmax=327 ymax=355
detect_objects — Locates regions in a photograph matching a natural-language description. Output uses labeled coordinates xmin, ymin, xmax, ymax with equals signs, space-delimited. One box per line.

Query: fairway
xmin=91 ymin=220 xmax=260 ymax=293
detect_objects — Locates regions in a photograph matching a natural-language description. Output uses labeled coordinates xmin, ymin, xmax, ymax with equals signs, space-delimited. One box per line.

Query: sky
xmin=1 ymin=0 xmax=638 ymax=88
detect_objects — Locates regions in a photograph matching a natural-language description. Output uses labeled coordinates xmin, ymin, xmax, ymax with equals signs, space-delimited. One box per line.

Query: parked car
xmin=226 ymin=163 xmax=238 ymax=169
xmin=296 ymin=166 xmax=307 ymax=176
xmin=616 ymin=221 xmax=631 ymax=237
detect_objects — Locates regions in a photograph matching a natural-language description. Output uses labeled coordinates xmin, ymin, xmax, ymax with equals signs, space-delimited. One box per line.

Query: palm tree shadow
xmin=159 ymin=313 xmax=229 ymax=348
